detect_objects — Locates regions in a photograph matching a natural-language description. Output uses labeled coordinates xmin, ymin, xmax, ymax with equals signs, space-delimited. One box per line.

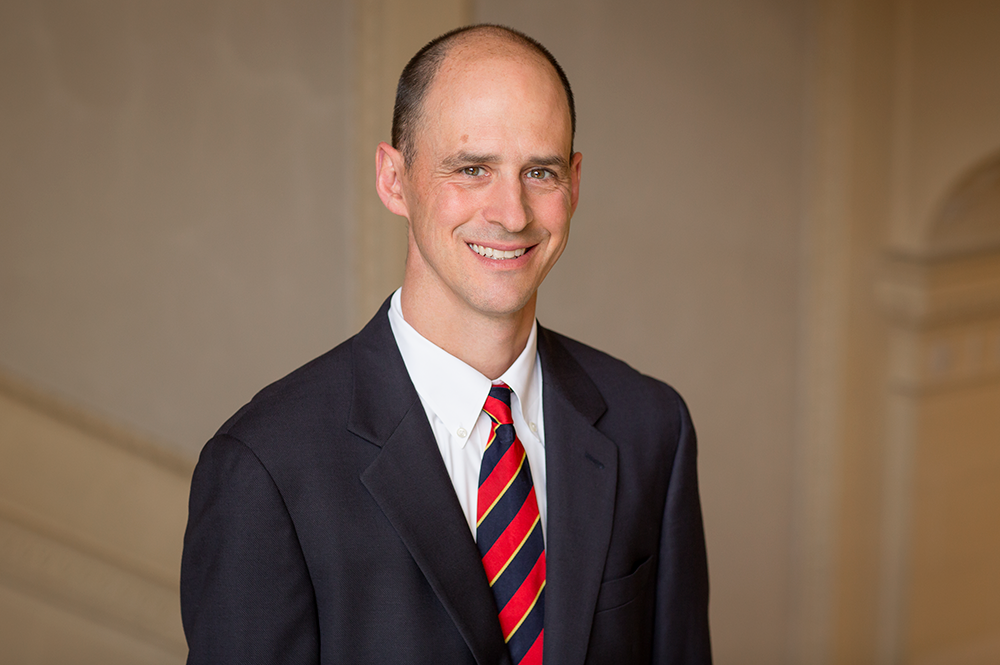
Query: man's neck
xmin=399 ymin=287 xmax=536 ymax=381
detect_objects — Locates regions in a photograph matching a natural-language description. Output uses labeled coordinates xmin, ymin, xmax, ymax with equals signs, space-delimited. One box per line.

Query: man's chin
xmin=464 ymin=289 xmax=538 ymax=321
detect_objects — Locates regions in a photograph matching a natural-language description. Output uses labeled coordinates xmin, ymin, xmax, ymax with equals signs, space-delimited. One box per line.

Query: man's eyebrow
xmin=528 ymin=155 xmax=569 ymax=170
xmin=440 ymin=152 xmax=501 ymax=169
xmin=439 ymin=152 xmax=569 ymax=171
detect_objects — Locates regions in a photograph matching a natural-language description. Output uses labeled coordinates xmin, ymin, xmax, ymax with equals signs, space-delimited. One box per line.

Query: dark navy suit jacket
xmin=181 ymin=299 xmax=711 ymax=664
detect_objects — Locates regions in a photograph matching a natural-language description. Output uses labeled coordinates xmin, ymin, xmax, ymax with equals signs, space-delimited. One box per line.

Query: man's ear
xmin=569 ymin=151 xmax=583 ymax=214
xmin=376 ymin=142 xmax=409 ymax=218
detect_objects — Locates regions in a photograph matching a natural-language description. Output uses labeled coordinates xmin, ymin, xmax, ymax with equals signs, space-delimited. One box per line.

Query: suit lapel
xmin=348 ymin=302 xmax=510 ymax=665
xmin=345 ymin=305 xmax=617 ymax=665
xmin=538 ymin=327 xmax=619 ymax=665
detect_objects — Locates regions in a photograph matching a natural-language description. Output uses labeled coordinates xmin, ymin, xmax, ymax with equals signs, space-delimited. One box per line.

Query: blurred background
xmin=2 ymin=0 xmax=999 ymax=663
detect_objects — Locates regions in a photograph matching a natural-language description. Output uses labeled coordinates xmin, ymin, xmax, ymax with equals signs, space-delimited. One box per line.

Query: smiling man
xmin=181 ymin=25 xmax=710 ymax=665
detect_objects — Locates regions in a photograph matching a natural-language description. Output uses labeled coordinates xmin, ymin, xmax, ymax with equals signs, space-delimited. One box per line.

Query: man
xmin=181 ymin=24 xmax=711 ymax=664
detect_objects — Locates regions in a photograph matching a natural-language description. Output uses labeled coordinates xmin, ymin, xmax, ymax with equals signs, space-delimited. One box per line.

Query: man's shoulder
xmin=215 ymin=302 xmax=399 ymax=444
xmin=214 ymin=334 xmax=357 ymax=445
xmin=539 ymin=326 xmax=686 ymax=417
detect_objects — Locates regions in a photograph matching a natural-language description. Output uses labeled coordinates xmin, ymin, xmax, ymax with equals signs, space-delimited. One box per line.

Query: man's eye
xmin=526 ymin=168 xmax=552 ymax=180
xmin=463 ymin=166 xmax=486 ymax=177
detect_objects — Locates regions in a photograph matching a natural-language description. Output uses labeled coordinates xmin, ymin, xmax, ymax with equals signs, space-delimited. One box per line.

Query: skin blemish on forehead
xmin=461 ymin=134 xmax=469 ymax=143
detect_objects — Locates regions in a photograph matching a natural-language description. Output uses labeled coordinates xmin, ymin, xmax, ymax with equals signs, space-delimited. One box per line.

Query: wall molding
xmin=878 ymin=250 xmax=1000 ymax=327
xmin=878 ymin=250 xmax=1000 ymax=393
xmin=876 ymin=247 xmax=1000 ymax=662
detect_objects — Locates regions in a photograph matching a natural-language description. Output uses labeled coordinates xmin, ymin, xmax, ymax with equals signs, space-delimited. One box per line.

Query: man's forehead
xmin=430 ymin=65 xmax=562 ymax=127
xmin=420 ymin=57 xmax=572 ymax=155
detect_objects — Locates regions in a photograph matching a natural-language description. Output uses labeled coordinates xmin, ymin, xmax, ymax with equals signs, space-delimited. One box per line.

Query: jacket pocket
xmin=593 ymin=555 xmax=654 ymax=613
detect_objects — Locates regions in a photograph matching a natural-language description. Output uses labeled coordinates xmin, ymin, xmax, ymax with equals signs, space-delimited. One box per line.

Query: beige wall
xmin=2 ymin=0 xmax=1000 ymax=663
xmin=809 ymin=1 xmax=1000 ymax=664
xmin=889 ymin=0 xmax=1000 ymax=254
xmin=0 ymin=1 xmax=358 ymax=455
xmin=909 ymin=381 xmax=1000 ymax=663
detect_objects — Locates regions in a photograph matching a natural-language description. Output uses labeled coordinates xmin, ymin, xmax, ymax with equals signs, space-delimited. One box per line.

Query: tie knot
xmin=484 ymin=383 xmax=514 ymax=425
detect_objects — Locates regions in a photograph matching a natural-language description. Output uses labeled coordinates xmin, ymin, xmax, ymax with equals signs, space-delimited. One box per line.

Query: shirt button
xmin=457 ymin=428 xmax=468 ymax=438
xmin=529 ymin=422 xmax=537 ymax=433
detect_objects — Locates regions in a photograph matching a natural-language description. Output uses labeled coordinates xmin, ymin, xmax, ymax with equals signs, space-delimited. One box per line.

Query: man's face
xmin=394 ymin=46 xmax=581 ymax=321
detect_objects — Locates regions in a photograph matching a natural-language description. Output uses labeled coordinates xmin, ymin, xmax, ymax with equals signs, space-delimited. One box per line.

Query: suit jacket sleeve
xmin=652 ymin=393 xmax=712 ymax=663
xmin=181 ymin=433 xmax=320 ymax=665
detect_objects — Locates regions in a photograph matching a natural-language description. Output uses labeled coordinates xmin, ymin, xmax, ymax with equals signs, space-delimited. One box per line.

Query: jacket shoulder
xmin=214 ymin=335 xmax=355 ymax=447
xmin=541 ymin=327 xmax=685 ymax=413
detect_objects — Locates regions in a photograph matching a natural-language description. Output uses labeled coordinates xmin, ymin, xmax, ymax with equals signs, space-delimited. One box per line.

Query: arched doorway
xmin=879 ymin=151 xmax=1000 ymax=664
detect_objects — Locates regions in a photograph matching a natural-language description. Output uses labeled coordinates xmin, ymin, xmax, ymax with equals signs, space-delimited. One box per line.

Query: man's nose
xmin=485 ymin=176 xmax=532 ymax=232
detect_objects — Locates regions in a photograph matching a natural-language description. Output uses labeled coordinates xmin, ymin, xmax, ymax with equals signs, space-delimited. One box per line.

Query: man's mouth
xmin=468 ymin=243 xmax=527 ymax=260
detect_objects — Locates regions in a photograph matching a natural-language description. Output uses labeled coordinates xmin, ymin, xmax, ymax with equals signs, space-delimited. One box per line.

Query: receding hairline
xmin=392 ymin=24 xmax=576 ymax=167
xmin=424 ymin=35 xmax=569 ymax=120
xmin=437 ymin=25 xmax=555 ymax=62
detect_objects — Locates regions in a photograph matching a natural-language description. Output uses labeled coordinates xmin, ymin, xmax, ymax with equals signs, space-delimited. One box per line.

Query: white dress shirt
xmin=387 ymin=288 xmax=547 ymax=540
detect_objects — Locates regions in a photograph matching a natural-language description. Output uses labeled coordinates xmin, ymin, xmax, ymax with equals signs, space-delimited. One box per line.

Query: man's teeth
xmin=468 ymin=244 xmax=526 ymax=260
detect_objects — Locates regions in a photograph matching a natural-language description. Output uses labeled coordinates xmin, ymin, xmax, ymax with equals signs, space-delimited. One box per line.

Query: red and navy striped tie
xmin=477 ymin=383 xmax=545 ymax=665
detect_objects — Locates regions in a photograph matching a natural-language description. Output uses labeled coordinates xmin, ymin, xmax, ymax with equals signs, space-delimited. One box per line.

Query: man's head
xmin=392 ymin=25 xmax=576 ymax=169
xmin=376 ymin=25 xmax=582 ymax=336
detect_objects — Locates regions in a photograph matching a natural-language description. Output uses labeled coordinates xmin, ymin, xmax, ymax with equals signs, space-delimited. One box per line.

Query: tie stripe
xmin=478 ymin=383 xmax=544 ymax=665
xmin=477 ymin=445 xmax=527 ymax=526
xmin=488 ymin=523 xmax=544 ymax=605
xmin=482 ymin=505 xmax=539 ymax=584
xmin=520 ymin=630 xmax=544 ymax=663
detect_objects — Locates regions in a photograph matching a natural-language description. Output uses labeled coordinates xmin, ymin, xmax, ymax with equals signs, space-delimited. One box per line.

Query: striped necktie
xmin=477 ymin=383 xmax=545 ymax=665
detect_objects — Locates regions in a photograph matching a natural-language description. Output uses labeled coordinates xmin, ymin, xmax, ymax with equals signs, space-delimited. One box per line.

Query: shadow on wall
xmin=0 ymin=371 xmax=192 ymax=664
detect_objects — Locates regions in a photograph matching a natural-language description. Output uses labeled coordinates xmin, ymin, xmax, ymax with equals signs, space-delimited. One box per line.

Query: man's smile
xmin=467 ymin=243 xmax=529 ymax=260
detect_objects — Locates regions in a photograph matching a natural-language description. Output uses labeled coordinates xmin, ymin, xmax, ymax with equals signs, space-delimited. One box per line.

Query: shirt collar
xmin=387 ymin=288 xmax=540 ymax=445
